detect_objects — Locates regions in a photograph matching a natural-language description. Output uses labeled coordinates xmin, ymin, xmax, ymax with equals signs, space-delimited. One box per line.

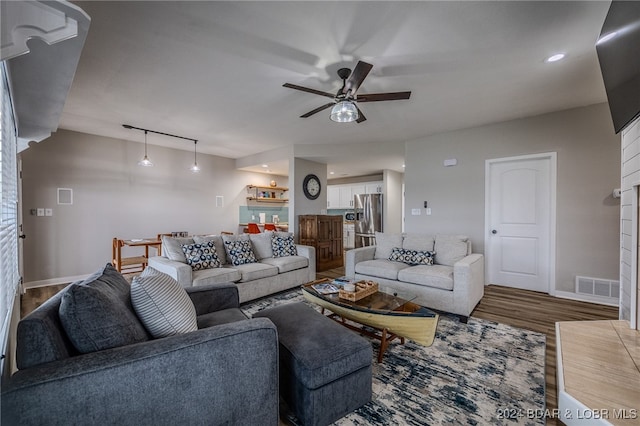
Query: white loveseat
xmin=149 ymin=232 xmax=315 ymax=303
xmin=345 ymin=233 xmax=484 ymax=321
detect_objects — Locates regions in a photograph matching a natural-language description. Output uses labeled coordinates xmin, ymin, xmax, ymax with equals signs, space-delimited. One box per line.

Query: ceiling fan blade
xmin=283 ymin=83 xmax=335 ymax=99
xmin=300 ymin=102 xmax=335 ymax=118
xmin=343 ymin=61 xmax=373 ymax=96
xmin=355 ymin=105 xmax=367 ymax=123
xmin=356 ymin=91 xmax=412 ymax=102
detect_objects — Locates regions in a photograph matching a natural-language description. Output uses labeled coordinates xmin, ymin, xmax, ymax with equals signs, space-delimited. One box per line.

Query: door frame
xmin=484 ymin=152 xmax=557 ymax=295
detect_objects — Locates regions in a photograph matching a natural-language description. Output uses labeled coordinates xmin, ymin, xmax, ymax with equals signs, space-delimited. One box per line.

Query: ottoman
xmin=254 ymin=302 xmax=372 ymax=426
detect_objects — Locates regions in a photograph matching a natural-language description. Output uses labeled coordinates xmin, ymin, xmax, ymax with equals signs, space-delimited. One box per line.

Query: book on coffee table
xmin=312 ymin=283 xmax=340 ymax=294
xmin=331 ymin=276 xmax=355 ymax=287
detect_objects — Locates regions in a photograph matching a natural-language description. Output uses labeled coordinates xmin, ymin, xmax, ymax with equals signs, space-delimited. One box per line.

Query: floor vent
xmin=575 ymin=276 xmax=620 ymax=304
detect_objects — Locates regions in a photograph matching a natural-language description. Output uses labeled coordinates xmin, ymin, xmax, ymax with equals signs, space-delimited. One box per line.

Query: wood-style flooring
xmin=21 ymin=267 xmax=620 ymax=425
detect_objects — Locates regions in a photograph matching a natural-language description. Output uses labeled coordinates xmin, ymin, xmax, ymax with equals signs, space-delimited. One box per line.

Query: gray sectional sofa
xmin=149 ymin=232 xmax=316 ymax=303
xmin=1 ymin=263 xmax=279 ymax=425
xmin=346 ymin=232 xmax=485 ymax=320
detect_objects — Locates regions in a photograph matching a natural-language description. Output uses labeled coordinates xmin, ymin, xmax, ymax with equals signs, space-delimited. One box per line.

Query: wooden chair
xmin=246 ymin=223 xmax=261 ymax=234
xmin=264 ymin=224 xmax=277 ymax=231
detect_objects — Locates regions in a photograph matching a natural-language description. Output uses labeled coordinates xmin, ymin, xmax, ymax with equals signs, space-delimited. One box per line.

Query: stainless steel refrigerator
xmin=354 ymin=193 xmax=383 ymax=247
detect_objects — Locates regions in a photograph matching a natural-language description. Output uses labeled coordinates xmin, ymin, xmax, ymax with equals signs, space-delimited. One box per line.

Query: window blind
xmin=0 ymin=62 xmax=20 ymax=365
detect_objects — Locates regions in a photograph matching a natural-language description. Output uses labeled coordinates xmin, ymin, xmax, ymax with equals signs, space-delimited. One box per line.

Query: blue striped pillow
xmin=130 ymin=268 xmax=197 ymax=338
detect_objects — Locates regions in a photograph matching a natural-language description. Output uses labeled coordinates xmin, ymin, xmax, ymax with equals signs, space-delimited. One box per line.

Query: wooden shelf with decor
xmin=246 ymin=185 xmax=289 ymax=203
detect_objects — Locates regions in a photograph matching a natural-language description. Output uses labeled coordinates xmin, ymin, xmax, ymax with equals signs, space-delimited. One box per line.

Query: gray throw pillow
xmin=434 ymin=235 xmax=470 ymax=266
xmin=374 ymin=232 xmax=404 ymax=260
xmin=131 ymin=268 xmax=198 ymax=338
xmin=161 ymin=236 xmax=195 ymax=263
xmin=59 ymin=263 xmax=149 ymax=354
xmin=402 ymin=234 xmax=435 ymax=252
xmin=249 ymin=231 xmax=275 ymax=259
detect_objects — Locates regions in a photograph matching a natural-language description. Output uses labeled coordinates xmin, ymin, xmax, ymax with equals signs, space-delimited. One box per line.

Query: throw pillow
xmin=249 ymin=231 xmax=275 ymax=259
xmin=59 ymin=263 xmax=150 ymax=354
xmin=434 ymin=234 xmax=469 ymax=266
xmin=181 ymin=241 xmax=221 ymax=270
xmin=374 ymin=232 xmax=404 ymax=260
xmin=224 ymin=239 xmax=258 ymax=266
xmin=130 ymin=268 xmax=198 ymax=338
xmin=161 ymin=236 xmax=195 ymax=263
xmin=389 ymin=247 xmax=435 ymax=266
xmin=402 ymin=234 xmax=435 ymax=252
xmin=271 ymin=233 xmax=297 ymax=257
xmin=192 ymin=235 xmax=226 ymax=265
xmin=221 ymin=234 xmax=251 ymax=264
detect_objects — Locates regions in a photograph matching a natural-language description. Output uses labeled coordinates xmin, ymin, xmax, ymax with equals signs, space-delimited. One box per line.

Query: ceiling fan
xmin=283 ymin=61 xmax=411 ymax=123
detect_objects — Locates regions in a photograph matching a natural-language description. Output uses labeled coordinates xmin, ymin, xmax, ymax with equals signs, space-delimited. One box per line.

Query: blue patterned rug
xmin=241 ymin=289 xmax=546 ymax=426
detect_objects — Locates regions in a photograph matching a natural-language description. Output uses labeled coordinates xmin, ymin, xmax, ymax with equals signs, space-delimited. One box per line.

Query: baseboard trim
xmin=24 ymin=274 xmax=90 ymax=290
xmin=554 ymin=290 xmax=619 ymax=307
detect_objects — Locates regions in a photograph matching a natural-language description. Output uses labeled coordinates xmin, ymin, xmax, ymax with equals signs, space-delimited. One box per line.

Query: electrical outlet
xmin=426 ymin=208 xmax=432 ymax=215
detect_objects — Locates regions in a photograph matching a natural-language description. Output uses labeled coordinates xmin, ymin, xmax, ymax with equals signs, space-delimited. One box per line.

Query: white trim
xmin=484 ymin=152 xmax=557 ymax=295
xmin=629 ymin=184 xmax=639 ymax=327
xmin=554 ymin=290 xmax=619 ymax=307
xmin=23 ymin=274 xmax=89 ymax=289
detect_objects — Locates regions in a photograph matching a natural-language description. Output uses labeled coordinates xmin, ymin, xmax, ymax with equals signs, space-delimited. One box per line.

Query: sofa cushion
xmin=397 ymin=265 xmax=454 ymax=291
xmin=249 ymin=231 xmax=275 ymax=259
xmin=230 ymin=263 xmax=279 ymax=282
xmin=181 ymin=241 xmax=222 ymax=270
xmin=355 ymin=259 xmax=410 ymax=280
xmin=192 ymin=235 xmax=227 ymax=265
xmin=434 ymin=235 xmax=469 ymax=266
xmin=130 ymin=268 xmax=198 ymax=338
xmin=197 ymin=308 xmax=248 ymax=329
xmin=192 ymin=267 xmax=242 ymax=286
xmin=59 ymin=264 xmax=149 ymax=354
xmin=161 ymin=236 xmax=195 ymax=263
xmin=374 ymin=232 xmax=403 ymax=260
xmin=402 ymin=234 xmax=435 ymax=252
xmin=389 ymin=247 xmax=435 ymax=266
xmin=260 ymin=256 xmax=309 ymax=273
xmin=272 ymin=233 xmax=298 ymax=257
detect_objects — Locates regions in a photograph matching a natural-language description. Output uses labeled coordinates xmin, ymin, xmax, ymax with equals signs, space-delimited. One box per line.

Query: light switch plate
xmin=426 ymin=208 xmax=432 ymax=215
xmin=45 ymin=208 xmax=53 ymax=216
xmin=36 ymin=208 xmax=44 ymax=216
xmin=411 ymin=208 xmax=421 ymax=215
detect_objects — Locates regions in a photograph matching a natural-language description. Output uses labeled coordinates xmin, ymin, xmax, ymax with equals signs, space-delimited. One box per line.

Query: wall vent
xmin=575 ymin=276 xmax=620 ymax=304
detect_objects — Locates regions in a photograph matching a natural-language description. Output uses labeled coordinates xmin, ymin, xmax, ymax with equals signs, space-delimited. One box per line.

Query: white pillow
xmin=131 ymin=269 xmax=198 ymax=338
xmin=434 ymin=235 xmax=470 ymax=266
xmin=161 ymin=236 xmax=195 ymax=263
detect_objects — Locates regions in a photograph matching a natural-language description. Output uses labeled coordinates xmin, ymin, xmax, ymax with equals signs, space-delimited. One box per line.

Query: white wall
xmin=383 ymin=169 xmax=403 ymax=234
xmin=20 ymin=129 xmax=286 ymax=284
xmin=289 ymin=158 xmax=328 ymax=238
xmin=619 ymin=115 xmax=640 ymax=326
xmin=404 ymin=103 xmax=621 ymax=294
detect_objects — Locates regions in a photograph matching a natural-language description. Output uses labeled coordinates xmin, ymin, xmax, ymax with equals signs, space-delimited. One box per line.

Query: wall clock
xmin=302 ymin=174 xmax=321 ymax=200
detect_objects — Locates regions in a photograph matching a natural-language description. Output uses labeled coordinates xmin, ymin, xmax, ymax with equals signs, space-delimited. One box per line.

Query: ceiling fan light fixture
xmin=330 ymin=101 xmax=358 ymax=123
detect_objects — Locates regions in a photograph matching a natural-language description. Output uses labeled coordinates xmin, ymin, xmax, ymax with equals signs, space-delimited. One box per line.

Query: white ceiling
xmin=60 ymin=1 xmax=611 ymax=177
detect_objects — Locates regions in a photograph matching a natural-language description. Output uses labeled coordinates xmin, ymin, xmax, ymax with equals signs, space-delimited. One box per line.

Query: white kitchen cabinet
xmin=338 ymin=186 xmax=353 ymax=208
xmin=327 ymin=186 xmax=341 ymax=208
xmin=365 ymin=181 xmax=383 ymax=194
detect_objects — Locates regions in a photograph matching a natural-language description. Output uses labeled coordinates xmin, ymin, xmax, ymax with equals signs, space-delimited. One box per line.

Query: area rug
xmin=241 ymin=289 xmax=546 ymax=426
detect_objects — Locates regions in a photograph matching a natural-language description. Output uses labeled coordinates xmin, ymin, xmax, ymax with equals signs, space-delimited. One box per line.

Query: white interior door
xmin=486 ymin=153 xmax=556 ymax=293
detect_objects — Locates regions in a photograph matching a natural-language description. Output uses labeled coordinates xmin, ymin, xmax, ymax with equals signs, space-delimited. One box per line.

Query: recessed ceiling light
xmin=329 ymin=171 xmax=335 ymax=175
xmin=545 ymin=53 xmax=566 ymax=63
xmin=402 ymin=164 xmax=406 ymax=168
xmin=261 ymin=164 xmax=269 ymax=168
xmin=597 ymin=31 xmax=618 ymax=45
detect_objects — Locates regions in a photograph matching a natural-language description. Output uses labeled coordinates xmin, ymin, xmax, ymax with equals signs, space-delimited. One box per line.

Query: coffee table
xmin=301 ymin=278 xmax=439 ymax=362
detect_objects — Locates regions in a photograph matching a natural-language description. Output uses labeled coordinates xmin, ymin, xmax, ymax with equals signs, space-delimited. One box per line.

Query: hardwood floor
xmin=22 ymin=268 xmax=620 ymax=425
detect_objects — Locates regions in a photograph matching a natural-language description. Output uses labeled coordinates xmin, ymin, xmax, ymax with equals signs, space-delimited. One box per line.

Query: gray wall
xmin=21 ymin=129 xmax=286 ymax=284
xmin=404 ymin=103 xmax=620 ymax=293
xmin=290 ymin=158 xmax=328 ymax=238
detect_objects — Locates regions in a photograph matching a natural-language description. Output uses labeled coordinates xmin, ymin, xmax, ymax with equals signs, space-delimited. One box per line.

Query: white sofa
xmin=345 ymin=233 xmax=484 ymax=321
xmin=149 ymin=233 xmax=316 ymax=303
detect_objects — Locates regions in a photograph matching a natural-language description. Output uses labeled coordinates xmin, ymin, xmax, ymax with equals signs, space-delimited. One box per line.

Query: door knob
xmin=491 ymin=230 xmax=497 ymax=234
xmin=19 ymin=234 xmax=26 ymax=239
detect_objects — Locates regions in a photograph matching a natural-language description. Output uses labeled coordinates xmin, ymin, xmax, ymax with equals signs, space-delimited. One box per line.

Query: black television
xmin=596 ymin=1 xmax=640 ymax=134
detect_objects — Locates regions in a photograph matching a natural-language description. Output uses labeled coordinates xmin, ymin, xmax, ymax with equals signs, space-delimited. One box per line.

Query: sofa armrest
xmin=452 ymin=253 xmax=485 ymax=315
xmin=2 ymin=318 xmax=279 ymax=426
xmin=186 ymin=283 xmax=239 ymax=314
xmin=148 ymin=256 xmax=192 ymax=287
xmin=345 ymin=246 xmax=376 ymax=277
xmin=296 ymin=244 xmax=316 ymax=281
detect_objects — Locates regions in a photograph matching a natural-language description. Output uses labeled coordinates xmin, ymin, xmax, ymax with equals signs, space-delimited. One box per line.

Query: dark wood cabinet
xmin=298 ymin=215 xmax=343 ymax=272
